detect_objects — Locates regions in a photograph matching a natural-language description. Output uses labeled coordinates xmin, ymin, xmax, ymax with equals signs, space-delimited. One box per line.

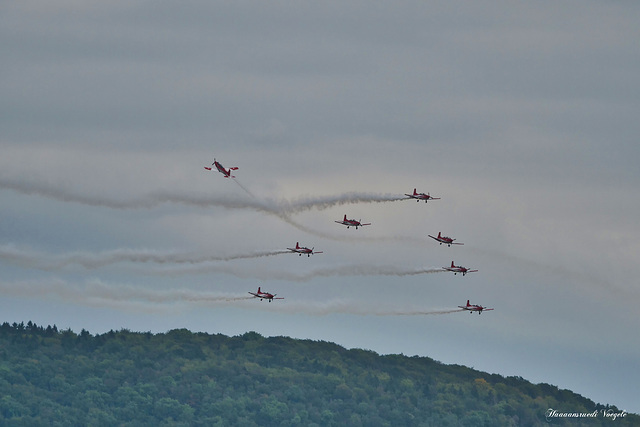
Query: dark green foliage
xmin=0 ymin=322 xmax=636 ymax=426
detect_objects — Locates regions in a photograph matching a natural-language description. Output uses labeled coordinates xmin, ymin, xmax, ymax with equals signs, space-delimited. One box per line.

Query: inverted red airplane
xmin=405 ymin=188 xmax=440 ymax=203
xmin=458 ymin=300 xmax=493 ymax=314
xmin=287 ymin=242 xmax=323 ymax=257
xmin=335 ymin=215 xmax=371 ymax=229
xmin=248 ymin=287 xmax=284 ymax=302
xmin=443 ymin=261 xmax=478 ymax=276
xmin=204 ymin=158 xmax=238 ymax=178
xmin=428 ymin=232 xmax=464 ymax=247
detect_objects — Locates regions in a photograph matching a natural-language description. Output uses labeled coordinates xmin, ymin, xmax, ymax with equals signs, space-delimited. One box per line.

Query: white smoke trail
xmin=1 ymin=178 xmax=412 ymax=245
xmin=0 ymin=177 xmax=270 ymax=210
xmin=275 ymin=192 xmax=407 ymax=215
xmin=0 ymin=178 xmax=404 ymax=215
xmin=0 ymin=278 xmax=464 ymax=317
xmin=0 ymin=278 xmax=255 ymax=313
xmin=232 ymin=177 xmax=256 ymax=198
xmin=0 ymin=245 xmax=446 ymax=280
xmin=288 ymin=265 xmax=446 ymax=281
xmin=0 ymin=245 xmax=289 ymax=271
xmin=381 ymin=309 xmax=466 ymax=316
xmin=288 ymin=301 xmax=466 ymax=316
xmin=153 ymin=263 xmax=446 ymax=280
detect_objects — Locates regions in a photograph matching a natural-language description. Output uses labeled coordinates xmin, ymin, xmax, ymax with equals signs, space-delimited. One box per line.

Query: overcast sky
xmin=2 ymin=0 xmax=639 ymax=413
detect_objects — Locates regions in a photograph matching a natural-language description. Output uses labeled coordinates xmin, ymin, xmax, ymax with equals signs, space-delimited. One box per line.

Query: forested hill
xmin=0 ymin=322 xmax=636 ymax=426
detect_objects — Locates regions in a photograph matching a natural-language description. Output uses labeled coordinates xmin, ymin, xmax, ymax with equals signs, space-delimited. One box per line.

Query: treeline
xmin=0 ymin=321 xmax=636 ymax=426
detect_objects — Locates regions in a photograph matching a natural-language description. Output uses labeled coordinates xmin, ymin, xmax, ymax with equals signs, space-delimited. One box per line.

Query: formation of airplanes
xmin=207 ymin=158 xmax=491 ymax=313
xmin=458 ymin=300 xmax=493 ymax=314
xmin=335 ymin=215 xmax=371 ymax=229
xmin=248 ymin=287 xmax=284 ymax=302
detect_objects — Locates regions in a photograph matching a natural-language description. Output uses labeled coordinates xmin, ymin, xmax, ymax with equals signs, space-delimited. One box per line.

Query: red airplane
xmin=443 ymin=261 xmax=478 ymax=276
xmin=428 ymin=232 xmax=464 ymax=247
xmin=248 ymin=287 xmax=284 ymax=302
xmin=405 ymin=188 xmax=440 ymax=203
xmin=335 ymin=214 xmax=371 ymax=229
xmin=204 ymin=158 xmax=238 ymax=178
xmin=458 ymin=300 xmax=494 ymax=314
xmin=287 ymin=242 xmax=323 ymax=257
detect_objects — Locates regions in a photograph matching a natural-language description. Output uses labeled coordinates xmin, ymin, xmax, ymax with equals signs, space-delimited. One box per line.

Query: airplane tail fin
xmin=466 ymin=300 xmax=471 ymax=307
xmin=438 ymin=232 xmax=442 ymax=238
xmin=257 ymin=287 xmax=261 ymax=293
xmin=413 ymin=188 xmax=418 ymax=195
xmin=296 ymin=242 xmax=300 ymax=249
xmin=451 ymin=261 xmax=455 ymax=267
xmin=344 ymin=214 xmax=347 ymax=221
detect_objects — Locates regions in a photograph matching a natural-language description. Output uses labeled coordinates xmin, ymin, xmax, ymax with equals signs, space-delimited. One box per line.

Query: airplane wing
xmin=361 ymin=223 xmax=372 ymax=226
xmin=468 ymin=269 xmax=479 ymax=273
xmin=248 ymin=292 xmax=259 ymax=297
xmin=273 ymin=297 xmax=285 ymax=300
xmin=451 ymin=242 xmax=464 ymax=245
xmin=428 ymin=235 xmax=439 ymax=241
xmin=313 ymin=251 xmax=323 ymax=254
xmin=483 ymin=308 xmax=494 ymax=311
xmin=335 ymin=221 xmax=346 ymax=225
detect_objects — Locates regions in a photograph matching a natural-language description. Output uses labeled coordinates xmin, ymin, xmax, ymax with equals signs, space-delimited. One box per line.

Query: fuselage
xmin=287 ymin=242 xmax=321 ymax=256
xmin=214 ymin=161 xmax=230 ymax=176
xmin=406 ymin=189 xmax=439 ymax=202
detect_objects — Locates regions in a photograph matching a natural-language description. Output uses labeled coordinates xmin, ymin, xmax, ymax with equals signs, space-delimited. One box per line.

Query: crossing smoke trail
xmin=0 ymin=278 xmax=464 ymax=316
xmin=273 ymin=212 xmax=426 ymax=244
xmin=0 ymin=245 xmax=290 ymax=270
xmin=260 ymin=193 xmax=406 ymax=239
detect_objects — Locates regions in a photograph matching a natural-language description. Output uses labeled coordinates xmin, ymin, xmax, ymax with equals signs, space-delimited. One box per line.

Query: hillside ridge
xmin=0 ymin=321 xmax=636 ymax=426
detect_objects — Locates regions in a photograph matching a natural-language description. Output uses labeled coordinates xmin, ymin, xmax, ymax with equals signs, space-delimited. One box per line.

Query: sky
xmin=1 ymin=0 xmax=639 ymax=414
